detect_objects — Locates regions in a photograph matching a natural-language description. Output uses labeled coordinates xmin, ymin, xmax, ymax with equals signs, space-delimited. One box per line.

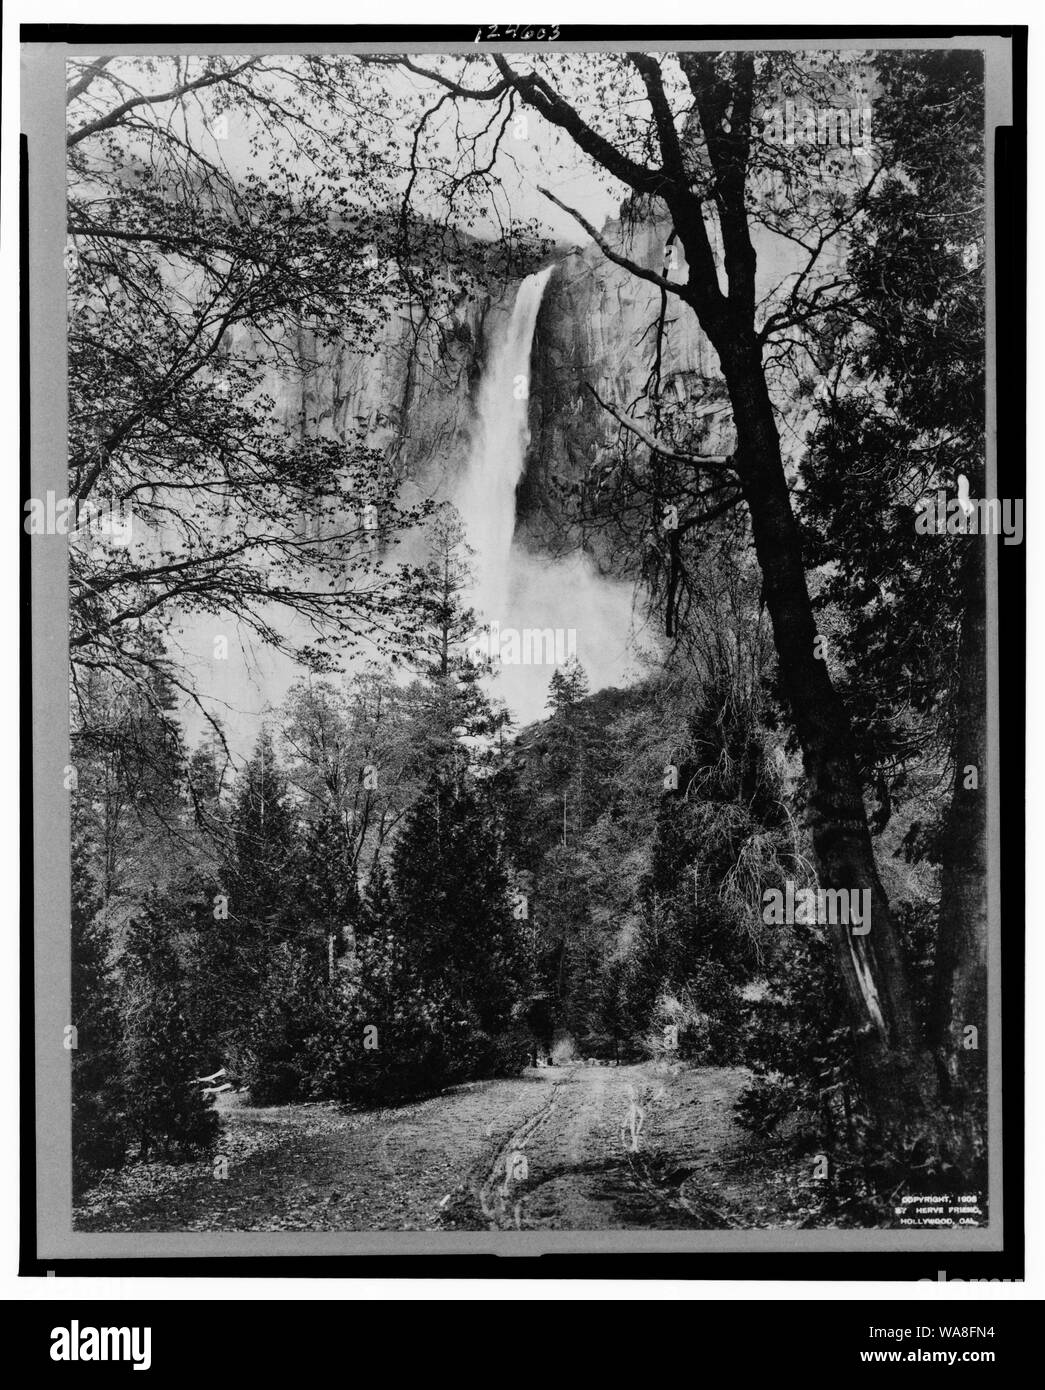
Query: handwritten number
xmin=475 ymin=23 xmax=560 ymax=43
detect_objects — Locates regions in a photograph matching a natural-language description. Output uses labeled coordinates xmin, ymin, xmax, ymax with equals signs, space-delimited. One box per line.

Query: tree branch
xmin=492 ymin=54 xmax=669 ymax=199
xmin=537 ymin=187 xmax=681 ymax=298
xmin=585 ymin=383 xmax=736 ymax=470
xmin=628 ymin=54 xmax=687 ymax=185
xmin=66 ymin=58 xmax=115 ymax=106
xmin=67 ymin=59 xmax=259 ymax=147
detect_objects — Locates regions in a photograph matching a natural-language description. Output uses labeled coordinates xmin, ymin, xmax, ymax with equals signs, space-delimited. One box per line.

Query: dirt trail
xmin=466 ymin=1063 xmax=752 ymax=1231
xmin=75 ymin=1063 xmax=791 ymax=1233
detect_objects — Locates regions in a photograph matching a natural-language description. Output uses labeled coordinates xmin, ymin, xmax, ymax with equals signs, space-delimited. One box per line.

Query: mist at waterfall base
xmin=473 ymin=545 xmax=642 ymax=726
xmin=452 ymin=267 xmax=642 ymax=728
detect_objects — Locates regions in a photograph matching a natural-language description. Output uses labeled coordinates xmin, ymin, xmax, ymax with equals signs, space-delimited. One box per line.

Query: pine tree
xmin=71 ymin=639 xmax=195 ymax=908
xmin=350 ymin=773 xmax=530 ymax=1102
xmin=414 ymin=513 xmax=477 ymax=683
xmin=194 ymin=734 xmax=368 ymax=1101
xmin=186 ymin=731 xmax=228 ymax=828
xmin=202 ymin=729 xmax=306 ymax=1054
xmin=121 ymin=896 xmax=219 ymax=1161
xmin=407 ymin=513 xmax=501 ymax=768
xmin=359 ymin=860 xmax=394 ymax=942
xmin=298 ymin=806 xmax=361 ymax=967
xmin=799 ymin=51 xmax=988 ymax=1177
xmin=546 ymin=658 xmax=589 ymax=716
xmin=390 ymin=774 xmax=527 ymax=1033
xmin=71 ymin=834 xmax=128 ymax=1192
xmin=223 ymin=727 xmax=302 ymax=937
xmin=235 ymin=805 xmax=362 ymax=1103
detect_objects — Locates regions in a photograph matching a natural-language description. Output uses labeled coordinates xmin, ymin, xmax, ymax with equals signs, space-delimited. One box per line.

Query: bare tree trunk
xmin=720 ymin=341 xmax=944 ymax=1141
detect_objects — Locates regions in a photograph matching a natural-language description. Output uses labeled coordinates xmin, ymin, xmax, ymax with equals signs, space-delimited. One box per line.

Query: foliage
xmin=737 ymin=926 xmax=858 ymax=1142
xmin=647 ymin=967 xmax=746 ymax=1065
xmin=347 ymin=772 xmax=530 ymax=1102
xmin=546 ymin=658 xmax=590 ymax=715
xmin=66 ymin=51 xmax=991 ymax=1208
xmin=66 ymin=54 xmax=436 ymax=724
xmin=404 ymin=513 xmax=513 ymax=770
xmin=71 ymin=837 xmax=128 ymax=1194
xmin=121 ymin=897 xmax=220 ymax=1161
xmin=240 ymin=945 xmax=356 ymax=1104
xmin=799 ymin=49 xmax=985 ymax=790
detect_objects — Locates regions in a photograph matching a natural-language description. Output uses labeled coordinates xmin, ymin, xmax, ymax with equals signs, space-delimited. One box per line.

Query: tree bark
xmin=716 ymin=335 xmax=944 ymax=1141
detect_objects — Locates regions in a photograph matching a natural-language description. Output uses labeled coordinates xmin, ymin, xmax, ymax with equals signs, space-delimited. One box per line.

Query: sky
xmin=81 ymin=52 xmax=624 ymax=243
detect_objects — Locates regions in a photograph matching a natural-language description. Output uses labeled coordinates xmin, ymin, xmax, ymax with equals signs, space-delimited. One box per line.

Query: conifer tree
xmin=546 ymin=658 xmax=589 ymax=716
xmin=121 ymin=896 xmax=219 ymax=1161
xmin=235 ymin=803 xmax=362 ymax=1103
xmin=390 ymin=774 xmax=527 ymax=1034
xmin=223 ymin=728 xmax=302 ymax=938
xmin=71 ymin=834 xmax=128 ymax=1191
xmin=202 ymin=729 xmax=307 ymax=1054
xmin=407 ymin=514 xmax=503 ymax=769
xmin=350 ymin=773 xmax=529 ymax=1100
xmin=298 ymin=806 xmax=361 ymax=966
xmin=359 ymin=860 xmax=394 ymax=942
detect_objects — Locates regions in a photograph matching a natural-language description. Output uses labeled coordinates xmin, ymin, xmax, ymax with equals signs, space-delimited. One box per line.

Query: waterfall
xmin=452 ymin=264 xmax=643 ymax=726
xmin=455 ymin=266 xmax=553 ymax=624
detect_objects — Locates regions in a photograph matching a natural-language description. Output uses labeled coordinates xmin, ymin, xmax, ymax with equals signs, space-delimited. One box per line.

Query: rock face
xmin=251 ymin=214 xmax=714 ymax=575
xmin=262 ymin=283 xmax=498 ymax=505
xmin=523 ymin=214 xmax=730 ymax=571
xmin=264 ymin=203 xmax=828 ymax=574
xmin=254 ymin=195 xmax=832 ymax=589
xmin=519 ymin=201 xmax=840 ymax=571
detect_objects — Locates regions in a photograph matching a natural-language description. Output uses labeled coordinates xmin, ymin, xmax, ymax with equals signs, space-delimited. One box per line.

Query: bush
xmin=645 ymin=966 xmax=745 ymax=1067
xmin=344 ymin=990 xmax=459 ymax=1106
xmin=478 ymin=1020 xmax=534 ymax=1077
xmin=73 ymin=1082 xmax=128 ymax=1195
xmin=737 ymin=925 xmax=858 ymax=1143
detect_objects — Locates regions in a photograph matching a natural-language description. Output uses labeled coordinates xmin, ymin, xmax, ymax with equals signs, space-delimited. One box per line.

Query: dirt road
xmin=471 ymin=1063 xmax=751 ymax=1231
xmin=75 ymin=1063 xmax=796 ymax=1233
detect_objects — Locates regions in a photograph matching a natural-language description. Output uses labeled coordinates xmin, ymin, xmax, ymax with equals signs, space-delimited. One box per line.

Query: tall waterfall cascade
xmin=452 ymin=266 xmax=640 ymax=725
xmin=454 ymin=266 xmax=553 ymax=625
